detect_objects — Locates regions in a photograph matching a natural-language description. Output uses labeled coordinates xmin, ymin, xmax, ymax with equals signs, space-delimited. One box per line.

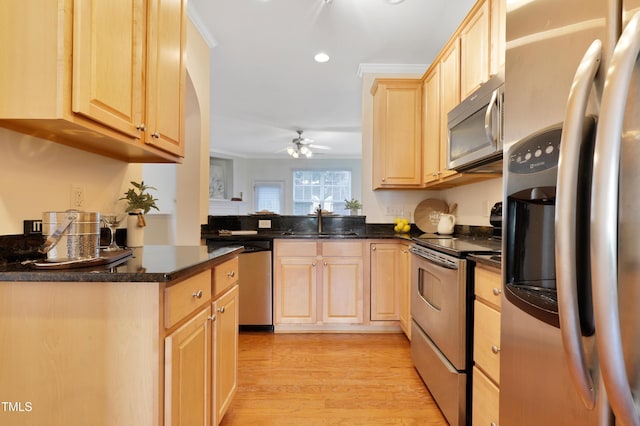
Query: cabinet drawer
xmin=213 ymin=257 xmax=239 ymax=297
xmin=321 ymin=241 xmax=362 ymax=257
xmin=472 ymin=366 xmax=499 ymax=426
xmin=165 ymin=270 xmax=212 ymax=329
xmin=276 ymin=241 xmax=317 ymax=257
xmin=475 ymin=265 xmax=502 ymax=310
xmin=474 ymin=300 xmax=500 ymax=384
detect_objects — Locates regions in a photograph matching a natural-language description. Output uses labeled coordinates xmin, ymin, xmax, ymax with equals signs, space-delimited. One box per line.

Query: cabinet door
xmin=460 ymin=0 xmax=490 ymax=99
xmin=439 ymin=40 xmax=460 ymax=180
xmin=274 ymin=257 xmax=317 ymax=324
xmin=370 ymin=243 xmax=401 ymax=321
xmin=474 ymin=300 xmax=501 ymax=384
xmin=72 ymin=0 xmax=144 ymax=138
xmin=215 ymin=285 xmax=239 ymax=423
xmin=490 ymin=0 xmax=506 ymax=76
xmin=472 ymin=366 xmax=500 ymax=426
xmin=371 ymin=79 xmax=423 ymax=188
xmin=165 ymin=307 xmax=212 ymax=426
xmin=399 ymin=244 xmax=412 ymax=338
xmin=423 ymin=66 xmax=441 ymax=184
xmin=322 ymin=257 xmax=364 ymax=323
xmin=145 ymin=0 xmax=187 ymax=156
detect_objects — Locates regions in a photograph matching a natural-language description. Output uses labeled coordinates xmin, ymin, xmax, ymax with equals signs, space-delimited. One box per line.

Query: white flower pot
xmin=126 ymin=210 xmax=145 ymax=247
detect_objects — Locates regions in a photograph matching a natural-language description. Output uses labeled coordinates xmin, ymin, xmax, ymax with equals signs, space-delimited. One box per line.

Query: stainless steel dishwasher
xmin=207 ymin=239 xmax=273 ymax=331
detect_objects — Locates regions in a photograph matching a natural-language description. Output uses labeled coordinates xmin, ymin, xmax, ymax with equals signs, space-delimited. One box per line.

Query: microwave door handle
xmin=484 ymin=89 xmax=499 ymax=145
xmin=592 ymin=12 xmax=640 ymax=426
xmin=555 ymin=39 xmax=601 ymax=411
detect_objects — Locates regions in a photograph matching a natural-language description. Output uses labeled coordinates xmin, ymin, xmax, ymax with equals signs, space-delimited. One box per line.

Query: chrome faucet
xmin=316 ymin=206 xmax=323 ymax=234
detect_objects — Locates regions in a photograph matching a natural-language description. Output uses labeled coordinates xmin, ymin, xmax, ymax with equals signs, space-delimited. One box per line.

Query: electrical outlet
xmin=23 ymin=220 xmax=43 ymax=235
xmin=71 ymin=185 xmax=85 ymax=208
xmin=482 ymin=200 xmax=490 ymax=218
xmin=258 ymin=219 xmax=272 ymax=229
xmin=385 ymin=206 xmax=401 ymax=216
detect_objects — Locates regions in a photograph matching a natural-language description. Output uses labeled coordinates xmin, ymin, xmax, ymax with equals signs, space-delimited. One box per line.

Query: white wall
xmin=0 ymin=129 xmax=138 ymax=235
xmin=207 ymin=157 xmax=362 ymax=215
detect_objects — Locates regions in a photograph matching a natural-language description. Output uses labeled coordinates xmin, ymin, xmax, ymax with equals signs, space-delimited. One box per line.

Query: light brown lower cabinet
xmin=165 ymin=283 xmax=239 ymax=426
xmin=274 ymin=239 xmax=403 ymax=333
xmin=214 ymin=284 xmax=239 ymax=422
xmin=274 ymin=240 xmax=364 ymax=329
xmin=473 ymin=263 xmax=502 ymax=426
xmin=165 ymin=306 xmax=213 ymax=426
xmin=0 ymin=254 xmax=239 ymax=426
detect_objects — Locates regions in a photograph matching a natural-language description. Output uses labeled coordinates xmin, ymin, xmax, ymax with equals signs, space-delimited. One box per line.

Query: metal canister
xmin=41 ymin=211 xmax=100 ymax=262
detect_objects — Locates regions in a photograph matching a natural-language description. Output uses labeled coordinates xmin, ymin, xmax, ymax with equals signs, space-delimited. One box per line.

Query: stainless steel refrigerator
xmin=501 ymin=0 xmax=640 ymax=424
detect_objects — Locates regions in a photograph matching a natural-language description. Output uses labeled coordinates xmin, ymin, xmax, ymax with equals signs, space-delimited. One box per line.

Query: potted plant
xmin=344 ymin=198 xmax=363 ymax=216
xmin=120 ymin=181 xmax=159 ymax=247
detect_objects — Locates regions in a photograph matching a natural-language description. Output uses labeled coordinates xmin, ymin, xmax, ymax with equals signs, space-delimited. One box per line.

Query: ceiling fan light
xmin=300 ymin=146 xmax=309 ymax=154
xmin=292 ymin=151 xmax=299 ymax=159
xmin=305 ymin=150 xmax=313 ymax=158
xmin=287 ymin=146 xmax=294 ymax=155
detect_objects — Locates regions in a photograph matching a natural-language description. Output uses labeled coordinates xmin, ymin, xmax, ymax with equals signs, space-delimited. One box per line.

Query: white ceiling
xmin=188 ymin=0 xmax=476 ymax=159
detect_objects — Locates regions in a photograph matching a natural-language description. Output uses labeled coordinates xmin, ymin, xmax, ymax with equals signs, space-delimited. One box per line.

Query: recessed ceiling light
xmin=314 ymin=52 xmax=330 ymax=63
xmin=385 ymin=0 xmax=405 ymax=4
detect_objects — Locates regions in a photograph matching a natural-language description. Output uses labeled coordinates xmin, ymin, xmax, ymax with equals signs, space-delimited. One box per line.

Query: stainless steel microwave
xmin=447 ymin=73 xmax=504 ymax=172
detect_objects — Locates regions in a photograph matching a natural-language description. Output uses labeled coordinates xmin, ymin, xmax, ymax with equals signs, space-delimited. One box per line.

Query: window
xmin=254 ymin=181 xmax=284 ymax=214
xmin=293 ymin=170 xmax=351 ymax=214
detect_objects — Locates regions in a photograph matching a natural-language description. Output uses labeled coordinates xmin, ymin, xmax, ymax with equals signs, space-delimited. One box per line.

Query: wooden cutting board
xmin=414 ymin=199 xmax=449 ymax=233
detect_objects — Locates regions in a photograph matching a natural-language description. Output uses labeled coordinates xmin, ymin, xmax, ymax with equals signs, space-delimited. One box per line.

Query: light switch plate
xmin=258 ymin=219 xmax=272 ymax=229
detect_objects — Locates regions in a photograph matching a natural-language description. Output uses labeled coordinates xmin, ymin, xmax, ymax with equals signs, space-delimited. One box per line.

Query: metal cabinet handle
xmin=192 ymin=290 xmax=203 ymax=299
xmin=208 ymin=314 xmax=217 ymax=322
xmin=492 ymin=288 xmax=502 ymax=296
xmin=136 ymin=124 xmax=146 ymax=131
xmin=372 ymin=246 xmax=376 ymax=251
xmin=218 ymin=306 xmax=225 ymax=314
xmin=312 ymin=262 xmax=316 ymax=267
xmin=323 ymin=261 xmax=327 ymax=267
xmin=151 ymin=132 xmax=160 ymax=138
xmin=491 ymin=422 xmax=498 ymax=426
xmin=491 ymin=345 xmax=500 ymax=354
xmin=227 ymin=270 xmax=235 ymax=278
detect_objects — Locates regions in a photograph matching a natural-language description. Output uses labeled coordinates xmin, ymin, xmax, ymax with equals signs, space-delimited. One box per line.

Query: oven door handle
xmin=410 ymin=248 xmax=458 ymax=270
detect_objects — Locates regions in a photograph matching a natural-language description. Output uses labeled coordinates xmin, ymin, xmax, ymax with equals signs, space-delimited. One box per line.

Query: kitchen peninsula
xmin=0 ymin=245 xmax=242 ymax=426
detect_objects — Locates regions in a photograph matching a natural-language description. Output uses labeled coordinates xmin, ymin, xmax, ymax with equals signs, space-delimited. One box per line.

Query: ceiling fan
xmin=287 ymin=130 xmax=331 ymax=158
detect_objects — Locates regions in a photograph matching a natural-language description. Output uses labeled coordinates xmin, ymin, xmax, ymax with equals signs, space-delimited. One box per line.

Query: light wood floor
xmin=219 ymin=332 xmax=447 ymax=425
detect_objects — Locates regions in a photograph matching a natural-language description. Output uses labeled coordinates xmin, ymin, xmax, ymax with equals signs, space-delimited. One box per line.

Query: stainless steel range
xmin=410 ymin=234 xmax=500 ymax=426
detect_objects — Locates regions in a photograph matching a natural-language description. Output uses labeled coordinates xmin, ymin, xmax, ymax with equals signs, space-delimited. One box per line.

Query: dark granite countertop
xmin=202 ymin=231 xmax=413 ymax=241
xmin=0 ymin=245 xmax=243 ymax=283
xmin=468 ymin=253 xmax=502 ymax=269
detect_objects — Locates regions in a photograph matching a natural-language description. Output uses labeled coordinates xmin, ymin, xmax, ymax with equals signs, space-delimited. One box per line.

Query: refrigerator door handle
xmin=556 ymin=39 xmax=601 ymax=411
xmin=592 ymin=11 xmax=640 ymax=426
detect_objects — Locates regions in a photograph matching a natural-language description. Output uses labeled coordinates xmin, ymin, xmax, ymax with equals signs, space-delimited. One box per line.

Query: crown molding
xmin=188 ymin=5 xmax=218 ymax=49
xmin=357 ymin=63 xmax=429 ymax=78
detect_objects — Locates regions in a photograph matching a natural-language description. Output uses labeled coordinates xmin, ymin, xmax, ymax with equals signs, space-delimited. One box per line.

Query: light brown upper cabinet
xmin=460 ymin=0 xmax=490 ymax=99
xmin=0 ymin=0 xmax=186 ymax=163
xmin=422 ymin=65 xmax=441 ymax=185
xmin=371 ymin=79 xmax=423 ymax=189
xmin=421 ymin=0 xmax=504 ymax=189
